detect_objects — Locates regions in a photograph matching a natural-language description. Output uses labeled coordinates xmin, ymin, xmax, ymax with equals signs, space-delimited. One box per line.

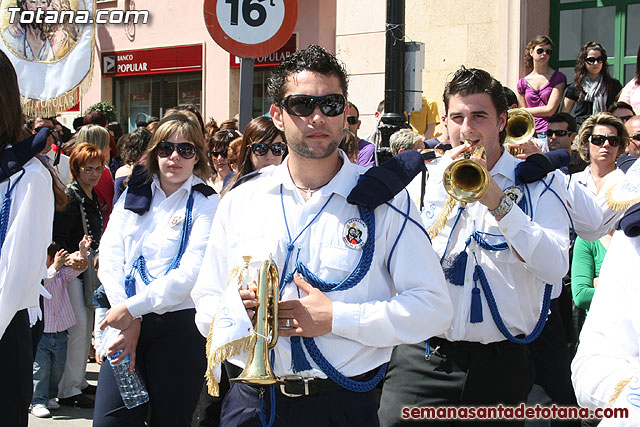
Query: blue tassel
xmin=443 ymin=250 xmax=467 ymax=286
xmin=470 ymin=287 xmax=483 ymax=323
xmin=290 ymin=336 xmax=312 ymax=372
xmin=125 ymin=274 xmax=136 ymax=298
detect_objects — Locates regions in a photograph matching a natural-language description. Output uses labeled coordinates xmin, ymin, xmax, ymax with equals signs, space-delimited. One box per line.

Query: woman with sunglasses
xmin=562 ymin=42 xmax=622 ymax=129
xmin=207 ymin=129 xmax=239 ymax=194
xmin=223 ymin=116 xmax=286 ymax=193
xmin=54 ymin=143 xmax=105 ymax=409
xmin=517 ymin=35 xmax=567 ymax=144
xmin=619 ymin=45 xmax=640 ymax=114
xmin=574 ymin=112 xmax=629 ymax=193
xmin=94 ymin=113 xmax=217 ymax=426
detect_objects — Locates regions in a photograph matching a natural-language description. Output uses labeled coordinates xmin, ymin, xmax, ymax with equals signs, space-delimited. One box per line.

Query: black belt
xmin=429 ymin=336 xmax=526 ymax=353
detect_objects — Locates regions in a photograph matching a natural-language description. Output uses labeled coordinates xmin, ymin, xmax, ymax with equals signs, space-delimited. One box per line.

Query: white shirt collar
xmin=267 ymin=150 xmax=358 ymax=200
xmin=151 ymin=173 xmax=199 ymax=199
xmin=489 ymin=148 xmax=518 ymax=184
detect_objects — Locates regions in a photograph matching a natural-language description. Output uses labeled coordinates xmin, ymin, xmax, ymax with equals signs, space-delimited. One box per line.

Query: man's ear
xmin=270 ymin=104 xmax=285 ymax=131
xmin=498 ymin=111 xmax=507 ymax=132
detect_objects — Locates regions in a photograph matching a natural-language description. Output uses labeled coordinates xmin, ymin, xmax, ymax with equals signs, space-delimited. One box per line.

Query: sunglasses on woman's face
xmin=280 ymin=94 xmax=346 ymax=117
xmin=210 ymin=149 xmax=228 ymax=159
xmin=250 ymin=142 xmax=286 ymax=156
xmin=590 ymin=134 xmax=621 ymax=147
xmin=585 ymin=56 xmax=604 ymax=65
xmin=536 ymin=47 xmax=552 ymax=56
xmin=157 ymin=141 xmax=197 ymax=159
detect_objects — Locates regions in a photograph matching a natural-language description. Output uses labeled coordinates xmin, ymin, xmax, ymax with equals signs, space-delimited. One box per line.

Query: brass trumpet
xmin=505 ymin=108 xmax=536 ymax=155
xmin=442 ymin=144 xmax=490 ymax=204
xmin=231 ymin=259 xmax=279 ymax=385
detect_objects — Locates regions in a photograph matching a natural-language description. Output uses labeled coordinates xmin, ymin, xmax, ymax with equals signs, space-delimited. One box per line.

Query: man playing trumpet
xmin=192 ymin=45 xmax=453 ymax=426
xmin=381 ymin=67 xmax=571 ymax=426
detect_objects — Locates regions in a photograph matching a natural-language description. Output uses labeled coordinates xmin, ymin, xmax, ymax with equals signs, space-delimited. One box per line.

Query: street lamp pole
xmin=378 ymin=0 xmax=408 ymax=153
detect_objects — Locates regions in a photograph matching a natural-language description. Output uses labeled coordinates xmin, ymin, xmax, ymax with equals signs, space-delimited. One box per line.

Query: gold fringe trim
xmin=204 ymin=317 xmax=256 ymax=397
xmin=608 ymin=376 xmax=633 ymax=406
xmin=427 ymin=196 xmax=456 ymax=239
xmin=606 ymin=185 xmax=640 ymax=212
xmin=20 ymin=3 xmax=96 ymax=118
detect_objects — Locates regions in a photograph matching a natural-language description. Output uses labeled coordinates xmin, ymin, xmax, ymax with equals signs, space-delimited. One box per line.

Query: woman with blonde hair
xmin=94 ymin=113 xmax=218 ymax=426
xmin=517 ymin=35 xmax=567 ymax=144
xmin=73 ymin=124 xmax=114 ymax=229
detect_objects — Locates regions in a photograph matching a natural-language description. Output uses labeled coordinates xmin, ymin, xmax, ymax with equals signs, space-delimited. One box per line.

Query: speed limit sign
xmin=204 ymin=0 xmax=298 ymax=58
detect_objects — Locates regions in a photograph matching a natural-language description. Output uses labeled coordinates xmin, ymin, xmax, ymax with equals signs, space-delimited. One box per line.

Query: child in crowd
xmin=30 ymin=236 xmax=91 ymax=418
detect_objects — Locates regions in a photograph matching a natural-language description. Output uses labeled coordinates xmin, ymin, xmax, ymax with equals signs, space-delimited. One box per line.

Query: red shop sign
xmin=101 ymin=44 xmax=202 ymax=77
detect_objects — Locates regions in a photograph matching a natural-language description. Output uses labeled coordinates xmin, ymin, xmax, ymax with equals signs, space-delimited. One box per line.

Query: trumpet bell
xmin=231 ymin=259 xmax=279 ymax=386
xmin=443 ymin=156 xmax=490 ymax=203
xmin=505 ymin=108 xmax=535 ymax=146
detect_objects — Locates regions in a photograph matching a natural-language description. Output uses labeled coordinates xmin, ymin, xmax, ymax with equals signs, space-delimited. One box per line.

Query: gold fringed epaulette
xmin=607 ymin=376 xmax=634 ymax=407
xmin=427 ymin=196 xmax=456 ymax=239
xmin=604 ymin=163 xmax=640 ymax=211
xmin=606 ymin=185 xmax=640 ymax=212
xmin=204 ymin=316 xmax=256 ymax=397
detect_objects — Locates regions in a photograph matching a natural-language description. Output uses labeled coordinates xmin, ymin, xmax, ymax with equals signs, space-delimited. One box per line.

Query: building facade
xmin=74 ymin=0 xmax=640 ymax=137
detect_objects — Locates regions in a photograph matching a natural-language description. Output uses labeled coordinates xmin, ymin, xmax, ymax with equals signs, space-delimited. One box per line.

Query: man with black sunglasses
xmin=192 ymin=44 xmax=452 ymax=426
xmin=31 ymin=116 xmax=71 ymax=186
xmin=345 ymin=101 xmax=375 ymax=167
xmin=548 ymin=113 xmax=587 ymax=174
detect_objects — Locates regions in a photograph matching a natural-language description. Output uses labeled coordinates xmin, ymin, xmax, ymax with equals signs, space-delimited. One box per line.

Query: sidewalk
xmin=28 ymin=362 xmax=98 ymax=427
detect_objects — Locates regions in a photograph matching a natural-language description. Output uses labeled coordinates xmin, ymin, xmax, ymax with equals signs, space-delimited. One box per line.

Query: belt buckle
xmin=279 ymin=376 xmax=310 ymax=398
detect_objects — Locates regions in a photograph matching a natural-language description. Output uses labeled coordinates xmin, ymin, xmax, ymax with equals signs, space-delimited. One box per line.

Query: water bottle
xmin=108 ymin=350 xmax=149 ymax=409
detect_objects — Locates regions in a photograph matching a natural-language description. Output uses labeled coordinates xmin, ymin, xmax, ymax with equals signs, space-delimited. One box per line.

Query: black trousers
xmin=379 ymin=338 xmax=535 ymax=427
xmin=220 ymin=381 xmax=379 ymax=427
xmin=0 ymin=309 xmax=33 ymax=427
xmin=527 ymin=299 xmax=579 ymax=427
xmin=93 ymin=309 xmax=206 ymax=427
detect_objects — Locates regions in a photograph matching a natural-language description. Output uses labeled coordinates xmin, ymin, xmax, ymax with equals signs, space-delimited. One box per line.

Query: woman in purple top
xmin=517 ymin=35 xmax=567 ymax=144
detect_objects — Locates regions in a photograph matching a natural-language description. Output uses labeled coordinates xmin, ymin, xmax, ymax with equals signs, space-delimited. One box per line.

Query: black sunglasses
xmin=210 ymin=149 xmax=228 ymax=158
xmin=346 ymin=116 xmax=359 ymax=125
xmin=630 ymin=134 xmax=640 ymax=142
xmin=620 ymin=115 xmax=633 ymax=123
xmin=585 ymin=56 xmax=604 ymax=64
xmin=157 ymin=141 xmax=197 ymax=159
xmin=280 ymin=94 xmax=346 ymax=117
xmin=536 ymin=47 xmax=553 ymax=55
xmin=547 ymin=129 xmax=569 ymax=137
xmin=250 ymin=142 xmax=286 ymax=156
xmin=590 ymin=134 xmax=621 ymax=147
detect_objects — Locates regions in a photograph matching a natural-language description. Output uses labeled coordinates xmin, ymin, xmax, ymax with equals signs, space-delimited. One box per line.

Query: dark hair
xmin=72 ymin=116 xmax=84 ymax=131
xmin=225 ymin=116 xmax=285 ymax=192
xmin=174 ymin=104 xmax=205 ymax=135
xmin=207 ymin=129 xmax=240 ymax=175
xmin=83 ymin=110 xmax=108 ymax=127
xmin=347 ymin=101 xmax=359 ymax=118
xmin=107 ymin=122 xmax=124 ymax=143
xmin=608 ymin=101 xmax=634 ymax=113
xmin=219 ymin=118 xmax=238 ymax=131
xmin=267 ymin=44 xmax=349 ymax=105
xmin=523 ymin=35 xmax=554 ymax=71
xmin=47 ymin=241 xmax=61 ymax=259
xmin=377 ymin=100 xmax=385 ymax=114
xmin=443 ymin=67 xmax=507 ymax=142
xmin=503 ymin=87 xmax=518 ymax=107
xmin=574 ymin=42 xmax=613 ymax=100
xmin=118 ymin=128 xmax=152 ymax=165
xmin=136 ymin=121 xmax=148 ymax=128
xmin=548 ymin=113 xmax=577 ymax=133
xmin=0 ymin=50 xmax=26 ymax=149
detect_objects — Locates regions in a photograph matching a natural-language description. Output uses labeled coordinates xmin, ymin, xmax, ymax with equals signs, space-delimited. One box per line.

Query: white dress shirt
xmin=45 ymin=150 xmax=71 ymax=187
xmin=192 ymin=153 xmax=453 ymax=379
xmin=99 ymin=174 xmax=218 ymax=318
xmin=409 ymin=150 xmax=570 ymax=344
xmin=571 ymin=230 xmax=640 ymax=418
xmin=0 ymin=157 xmax=54 ymax=339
